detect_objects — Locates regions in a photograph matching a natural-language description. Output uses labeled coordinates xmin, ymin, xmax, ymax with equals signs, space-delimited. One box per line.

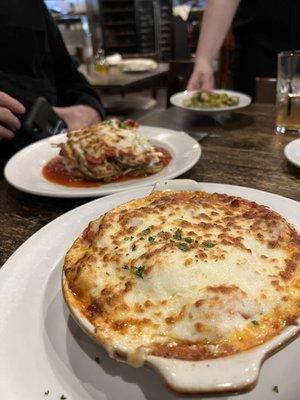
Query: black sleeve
xmin=42 ymin=4 xmax=106 ymax=119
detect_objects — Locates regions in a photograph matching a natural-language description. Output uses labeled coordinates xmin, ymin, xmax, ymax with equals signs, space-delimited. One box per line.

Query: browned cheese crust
xmin=63 ymin=191 xmax=300 ymax=362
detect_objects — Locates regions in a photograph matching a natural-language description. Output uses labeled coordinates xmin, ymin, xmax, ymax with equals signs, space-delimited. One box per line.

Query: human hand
xmin=187 ymin=58 xmax=214 ymax=91
xmin=0 ymin=91 xmax=26 ymax=140
xmin=53 ymin=105 xmax=101 ymax=131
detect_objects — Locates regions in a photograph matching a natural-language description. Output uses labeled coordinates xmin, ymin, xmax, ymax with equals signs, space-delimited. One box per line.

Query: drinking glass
xmin=276 ymin=51 xmax=300 ymax=134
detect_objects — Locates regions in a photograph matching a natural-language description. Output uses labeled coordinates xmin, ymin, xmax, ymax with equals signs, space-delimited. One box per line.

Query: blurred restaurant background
xmin=44 ymin=0 xmax=237 ymax=118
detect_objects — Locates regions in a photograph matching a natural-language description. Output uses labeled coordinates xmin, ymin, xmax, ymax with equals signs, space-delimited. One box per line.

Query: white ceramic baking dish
xmin=63 ymin=179 xmax=300 ymax=394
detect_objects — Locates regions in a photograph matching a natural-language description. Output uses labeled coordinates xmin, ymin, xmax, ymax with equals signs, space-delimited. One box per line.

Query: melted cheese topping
xmin=59 ymin=119 xmax=163 ymax=181
xmin=63 ymin=191 xmax=300 ymax=364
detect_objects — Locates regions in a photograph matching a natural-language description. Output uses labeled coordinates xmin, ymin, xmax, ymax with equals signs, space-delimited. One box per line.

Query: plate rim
xmin=4 ymin=125 xmax=201 ymax=198
xmin=170 ymin=89 xmax=252 ymax=113
xmin=284 ymin=138 xmax=300 ymax=168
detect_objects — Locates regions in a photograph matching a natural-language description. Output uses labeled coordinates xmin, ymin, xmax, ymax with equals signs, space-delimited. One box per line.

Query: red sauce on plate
xmin=42 ymin=146 xmax=172 ymax=188
xmin=156 ymin=146 xmax=172 ymax=167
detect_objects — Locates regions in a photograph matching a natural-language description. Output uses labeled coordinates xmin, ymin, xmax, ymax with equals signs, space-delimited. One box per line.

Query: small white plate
xmin=284 ymin=138 xmax=300 ymax=167
xmin=170 ymin=90 xmax=252 ymax=113
xmin=4 ymin=126 xmax=201 ymax=198
xmin=119 ymin=59 xmax=157 ymax=72
xmin=0 ymin=182 xmax=299 ymax=400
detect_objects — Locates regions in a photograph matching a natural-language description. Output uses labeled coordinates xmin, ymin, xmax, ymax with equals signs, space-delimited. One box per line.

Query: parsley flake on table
xmin=173 ymin=229 xmax=182 ymax=240
xmin=178 ymin=242 xmax=189 ymax=251
xmin=60 ymin=395 xmax=67 ymax=400
xmin=95 ymin=357 xmax=100 ymax=364
xmin=272 ymin=386 xmax=279 ymax=393
xmin=135 ymin=265 xmax=144 ymax=278
xmin=202 ymin=241 xmax=216 ymax=249
xmin=44 ymin=390 xmax=49 ymax=396
xmin=251 ymin=320 xmax=260 ymax=326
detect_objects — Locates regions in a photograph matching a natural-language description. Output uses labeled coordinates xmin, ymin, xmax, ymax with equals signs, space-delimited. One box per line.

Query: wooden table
xmin=1 ymin=104 xmax=299 ymax=267
xmin=79 ymin=63 xmax=169 ymax=92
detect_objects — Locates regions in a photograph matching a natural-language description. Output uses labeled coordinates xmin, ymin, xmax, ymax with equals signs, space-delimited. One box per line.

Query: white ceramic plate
xmin=0 ymin=181 xmax=299 ymax=400
xmin=119 ymin=59 xmax=158 ymax=72
xmin=4 ymin=126 xmax=200 ymax=198
xmin=170 ymin=90 xmax=252 ymax=114
xmin=284 ymin=138 xmax=300 ymax=168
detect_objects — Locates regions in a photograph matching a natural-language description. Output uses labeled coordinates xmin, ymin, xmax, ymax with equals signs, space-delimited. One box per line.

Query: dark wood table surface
xmin=1 ymin=103 xmax=299 ymax=267
xmin=79 ymin=63 xmax=169 ymax=90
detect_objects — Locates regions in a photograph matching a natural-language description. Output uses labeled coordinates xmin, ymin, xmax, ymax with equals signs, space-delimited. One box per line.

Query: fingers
xmin=186 ymin=80 xmax=196 ymax=91
xmin=187 ymin=72 xmax=214 ymax=91
xmin=0 ymin=125 xmax=14 ymax=140
xmin=200 ymin=73 xmax=214 ymax=91
xmin=187 ymin=74 xmax=199 ymax=91
xmin=0 ymin=107 xmax=22 ymax=131
xmin=0 ymin=91 xmax=25 ymax=114
xmin=0 ymin=92 xmax=25 ymax=140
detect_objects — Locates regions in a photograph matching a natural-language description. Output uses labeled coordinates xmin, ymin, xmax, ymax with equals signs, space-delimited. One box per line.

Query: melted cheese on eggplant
xmin=59 ymin=119 xmax=163 ymax=181
xmin=63 ymin=191 xmax=300 ymax=364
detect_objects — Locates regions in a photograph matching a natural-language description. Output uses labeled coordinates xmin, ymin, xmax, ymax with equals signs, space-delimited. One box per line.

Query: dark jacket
xmin=0 ymin=0 xmax=105 ymax=171
xmin=232 ymin=0 xmax=300 ymax=97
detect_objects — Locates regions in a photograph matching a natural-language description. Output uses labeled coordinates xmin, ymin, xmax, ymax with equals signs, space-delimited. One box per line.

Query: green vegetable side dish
xmin=183 ymin=91 xmax=239 ymax=109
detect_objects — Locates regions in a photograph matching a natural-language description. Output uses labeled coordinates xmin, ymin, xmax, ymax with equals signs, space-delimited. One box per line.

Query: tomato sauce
xmin=155 ymin=146 xmax=172 ymax=167
xmin=42 ymin=146 xmax=172 ymax=188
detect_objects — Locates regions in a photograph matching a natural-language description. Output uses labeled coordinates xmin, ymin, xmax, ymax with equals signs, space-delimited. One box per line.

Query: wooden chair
xmin=255 ymin=77 xmax=277 ymax=104
xmin=166 ymin=60 xmax=195 ymax=107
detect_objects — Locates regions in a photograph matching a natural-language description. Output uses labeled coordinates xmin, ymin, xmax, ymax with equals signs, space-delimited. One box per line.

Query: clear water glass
xmin=276 ymin=51 xmax=300 ymax=134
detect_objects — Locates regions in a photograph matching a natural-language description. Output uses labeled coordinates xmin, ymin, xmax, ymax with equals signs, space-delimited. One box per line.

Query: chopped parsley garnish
xmin=60 ymin=396 xmax=67 ymax=400
xmin=185 ymin=237 xmax=193 ymax=243
xmin=95 ymin=357 xmax=100 ymax=364
xmin=102 ymin=119 xmax=113 ymax=126
xmin=148 ymin=236 xmax=155 ymax=243
xmin=131 ymin=244 xmax=137 ymax=251
xmin=124 ymin=236 xmax=134 ymax=241
xmin=173 ymin=229 xmax=182 ymax=240
xmin=141 ymin=227 xmax=151 ymax=235
xmin=178 ymin=242 xmax=189 ymax=251
xmin=44 ymin=390 xmax=49 ymax=396
xmin=122 ymin=265 xmax=129 ymax=270
xmin=202 ymin=241 xmax=216 ymax=249
xmin=273 ymin=386 xmax=279 ymax=393
xmin=135 ymin=265 xmax=144 ymax=278
xmin=251 ymin=320 xmax=260 ymax=326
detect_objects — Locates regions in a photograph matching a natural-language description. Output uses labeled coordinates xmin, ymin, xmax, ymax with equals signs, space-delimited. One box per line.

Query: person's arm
xmin=187 ymin=0 xmax=240 ymax=90
xmin=42 ymin=3 xmax=106 ymax=129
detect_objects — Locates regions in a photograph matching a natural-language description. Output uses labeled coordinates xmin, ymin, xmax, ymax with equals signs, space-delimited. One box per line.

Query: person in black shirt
xmin=0 ymin=0 xmax=105 ymax=172
xmin=187 ymin=0 xmax=300 ymax=98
